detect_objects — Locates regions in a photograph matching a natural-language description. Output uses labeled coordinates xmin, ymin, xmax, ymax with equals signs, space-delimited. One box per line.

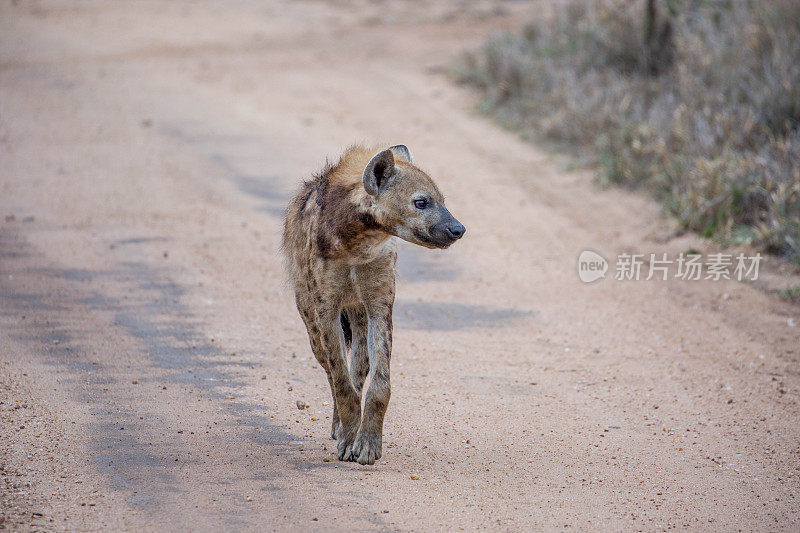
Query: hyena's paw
xmin=335 ymin=396 xmax=361 ymax=461
xmin=351 ymin=431 xmax=382 ymax=465
xmin=336 ymin=430 xmax=357 ymax=462
xmin=336 ymin=416 xmax=361 ymax=461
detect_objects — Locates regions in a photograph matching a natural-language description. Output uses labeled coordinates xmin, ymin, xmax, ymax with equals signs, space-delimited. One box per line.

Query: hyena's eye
xmin=414 ymin=198 xmax=428 ymax=210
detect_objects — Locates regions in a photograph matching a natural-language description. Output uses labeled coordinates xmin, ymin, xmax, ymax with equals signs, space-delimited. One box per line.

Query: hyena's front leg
xmin=351 ymin=305 xmax=392 ymax=465
xmin=350 ymin=255 xmax=395 ymax=465
xmin=350 ymin=257 xmax=395 ymax=465
xmin=318 ymin=306 xmax=362 ymax=461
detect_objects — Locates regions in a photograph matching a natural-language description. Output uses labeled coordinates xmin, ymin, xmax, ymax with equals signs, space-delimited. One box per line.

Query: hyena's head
xmin=363 ymin=145 xmax=465 ymax=249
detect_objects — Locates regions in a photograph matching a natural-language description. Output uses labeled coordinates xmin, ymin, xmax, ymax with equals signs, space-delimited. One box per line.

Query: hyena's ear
xmin=389 ymin=144 xmax=412 ymax=163
xmin=363 ymin=149 xmax=395 ymax=196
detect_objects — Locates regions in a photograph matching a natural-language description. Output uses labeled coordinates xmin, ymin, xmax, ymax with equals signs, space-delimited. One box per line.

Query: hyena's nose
xmin=447 ymin=222 xmax=466 ymax=240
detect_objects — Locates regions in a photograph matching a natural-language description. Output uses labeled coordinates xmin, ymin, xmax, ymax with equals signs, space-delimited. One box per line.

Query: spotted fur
xmin=281 ymin=144 xmax=464 ymax=464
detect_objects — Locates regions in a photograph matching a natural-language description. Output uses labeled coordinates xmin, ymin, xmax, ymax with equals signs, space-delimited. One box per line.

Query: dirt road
xmin=1 ymin=1 xmax=798 ymax=530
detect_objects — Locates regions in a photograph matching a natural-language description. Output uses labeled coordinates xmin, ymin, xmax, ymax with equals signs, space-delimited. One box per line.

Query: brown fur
xmin=282 ymin=144 xmax=464 ymax=464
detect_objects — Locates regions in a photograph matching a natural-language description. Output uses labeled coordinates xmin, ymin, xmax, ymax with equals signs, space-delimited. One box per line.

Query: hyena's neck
xmin=313 ymin=177 xmax=391 ymax=263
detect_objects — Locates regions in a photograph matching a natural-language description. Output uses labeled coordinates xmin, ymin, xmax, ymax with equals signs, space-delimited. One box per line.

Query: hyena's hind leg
xmin=294 ymin=292 xmax=341 ymax=439
xmin=344 ymin=305 xmax=369 ymax=398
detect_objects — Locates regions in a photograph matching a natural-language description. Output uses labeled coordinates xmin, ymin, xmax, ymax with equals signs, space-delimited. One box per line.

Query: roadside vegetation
xmin=456 ymin=0 xmax=800 ymax=263
xmin=777 ymin=285 xmax=800 ymax=304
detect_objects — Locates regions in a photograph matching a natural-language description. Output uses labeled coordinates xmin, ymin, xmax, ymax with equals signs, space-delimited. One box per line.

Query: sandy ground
xmin=1 ymin=0 xmax=798 ymax=531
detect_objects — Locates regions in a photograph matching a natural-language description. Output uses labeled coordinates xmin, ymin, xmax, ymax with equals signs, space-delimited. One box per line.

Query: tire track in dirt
xmin=0 ymin=229 xmax=305 ymax=528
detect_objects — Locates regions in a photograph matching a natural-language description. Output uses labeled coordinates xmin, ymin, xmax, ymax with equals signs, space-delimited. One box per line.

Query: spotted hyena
xmin=282 ymin=144 xmax=465 ymax=464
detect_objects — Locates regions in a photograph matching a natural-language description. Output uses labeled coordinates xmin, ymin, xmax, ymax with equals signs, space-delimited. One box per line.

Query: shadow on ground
xmin=394 ymin=299 xmax=533 ymax=330
xmin=0 ymin=229 xmax=295 ymax=513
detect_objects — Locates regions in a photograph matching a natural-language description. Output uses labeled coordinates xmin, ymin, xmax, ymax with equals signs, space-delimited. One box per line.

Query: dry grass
xmin=456 ymin=0 xmax=800 ymax=263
